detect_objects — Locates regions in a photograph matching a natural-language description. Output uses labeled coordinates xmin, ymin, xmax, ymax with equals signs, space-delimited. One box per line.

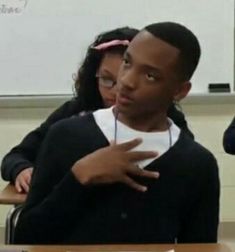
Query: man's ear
xmin=173 ymin=81 xmax=191 ymax=102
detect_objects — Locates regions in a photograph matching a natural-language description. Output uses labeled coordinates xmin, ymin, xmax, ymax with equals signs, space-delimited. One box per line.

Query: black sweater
xmin=223 ymin=116 xmax=235 ymax=154
xmin=14 ymin=114 xmax=219 ymax=245
xmin=1 ymin=98 xmax=194 ymax=183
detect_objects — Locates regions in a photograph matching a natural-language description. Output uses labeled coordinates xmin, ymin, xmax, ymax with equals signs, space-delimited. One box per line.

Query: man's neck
xmin=116 ymin=110 xmax=169 ymax=132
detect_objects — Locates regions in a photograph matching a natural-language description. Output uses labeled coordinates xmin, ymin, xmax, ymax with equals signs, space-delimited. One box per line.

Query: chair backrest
xmin=5 ymin=204 xmax=23 ymax=244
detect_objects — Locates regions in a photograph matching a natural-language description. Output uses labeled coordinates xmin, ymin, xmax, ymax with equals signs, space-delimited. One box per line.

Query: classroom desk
xmin=0 ymin=184 xmax=26 ymax=205
xmin=0 ymin=243 xmax=233 ymax=252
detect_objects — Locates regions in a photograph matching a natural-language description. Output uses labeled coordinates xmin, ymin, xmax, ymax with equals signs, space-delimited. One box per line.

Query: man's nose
xmin=119 ymin=69 xmax=138 ymax=90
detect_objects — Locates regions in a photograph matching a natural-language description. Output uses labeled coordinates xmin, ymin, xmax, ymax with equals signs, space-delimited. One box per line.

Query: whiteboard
xmin=0 ymin=0 xmax=234 ymax=95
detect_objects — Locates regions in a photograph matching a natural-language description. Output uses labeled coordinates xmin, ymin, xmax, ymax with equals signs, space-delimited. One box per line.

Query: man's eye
xmin=146 ymin=73 xmax=157 ymax=82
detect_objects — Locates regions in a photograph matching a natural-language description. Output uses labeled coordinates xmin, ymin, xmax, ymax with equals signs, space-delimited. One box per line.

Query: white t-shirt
xmin=93 ymin=107 xmax=180 ymax=169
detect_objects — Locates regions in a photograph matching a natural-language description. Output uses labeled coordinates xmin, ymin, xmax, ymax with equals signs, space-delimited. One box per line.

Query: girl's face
xmin=96 ymin=52 xmax=123 ymax=108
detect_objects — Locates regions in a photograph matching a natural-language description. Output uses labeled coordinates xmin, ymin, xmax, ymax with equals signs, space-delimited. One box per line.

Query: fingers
xmin=15 ymin=180 xmax=23 ymax=193
xmin=25 ymin=169 xmax=33 ymax=185
xmin=15 ymin=168 xmax=33 ymax=193
xmin=122 ymin=176 xmax=147 ymax=192
xmin=112 ymin=139 xmax=158 ymax=161
xmin=122 ymin=166 xmax=160 ymax=192
xmin=128 ymin=165 xmax=160 ymax=179
xmin=128 ymin=151 xmax=158 ymax=162
xmin=15 ymin=177 xmax=30 ymax=193
xmin=115 ymin=138 xmax=143 ymax=151
xmin=20 ymin=180 xmax=30 ymax=193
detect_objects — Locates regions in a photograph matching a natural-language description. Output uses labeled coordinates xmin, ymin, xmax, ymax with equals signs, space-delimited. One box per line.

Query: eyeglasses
xmin=96 ymin=75 xmax=117 ymax=88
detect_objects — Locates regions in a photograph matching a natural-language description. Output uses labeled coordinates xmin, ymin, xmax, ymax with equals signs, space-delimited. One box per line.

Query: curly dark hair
xmin=73 ymin=27 xmax=139 ymax=111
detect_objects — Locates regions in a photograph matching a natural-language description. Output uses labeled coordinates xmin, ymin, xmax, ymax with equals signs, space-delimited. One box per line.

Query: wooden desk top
xmin=0 ymin=184 xmax=26 ymax=205
xmin=0 ymin=243 xmax=233 ymax=252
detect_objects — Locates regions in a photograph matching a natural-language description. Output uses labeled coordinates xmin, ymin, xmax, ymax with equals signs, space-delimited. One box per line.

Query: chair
xmin=5 ymin=204 xmax=23 ymax=244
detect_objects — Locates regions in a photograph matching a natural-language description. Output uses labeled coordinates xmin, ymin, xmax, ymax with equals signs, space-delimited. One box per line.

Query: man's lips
xmin=117 ymin=92 xmax=134 ymax=105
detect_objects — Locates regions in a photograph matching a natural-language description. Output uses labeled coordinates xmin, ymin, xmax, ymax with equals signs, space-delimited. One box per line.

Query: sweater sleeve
xmin=223 ymin=116 xmax=235 ymax=154
xmin=14 ymin=121 xmax=92 ymax=244
xmin=178 ymin=153 xmax=220 ymax=243
xmin=1 ymin=98 xmax=80 ymax=183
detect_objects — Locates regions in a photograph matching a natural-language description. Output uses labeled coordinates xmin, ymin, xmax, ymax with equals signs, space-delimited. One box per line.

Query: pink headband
xmin=93 ymin=39 xmax=130 ymax=50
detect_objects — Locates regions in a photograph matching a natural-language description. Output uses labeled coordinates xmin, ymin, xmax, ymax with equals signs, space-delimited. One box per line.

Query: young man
xmin=14 ymin=22 xmax=219 ymax=244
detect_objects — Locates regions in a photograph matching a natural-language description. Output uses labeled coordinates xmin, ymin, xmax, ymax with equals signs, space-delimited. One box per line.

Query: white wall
xmin=0 ymin=0 xmax=233 ymax=95
xmin=0 ymin=101 xmax=235 ymax=227
xmin=183 ymin=102 xmax=235 ymax=222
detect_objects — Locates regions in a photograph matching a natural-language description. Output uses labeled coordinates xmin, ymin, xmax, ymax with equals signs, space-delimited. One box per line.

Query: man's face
xmin=116 ymin=30 xmax=189 ymax=118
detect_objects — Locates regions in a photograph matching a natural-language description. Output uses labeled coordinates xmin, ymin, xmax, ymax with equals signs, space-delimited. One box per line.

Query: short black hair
xmin=144 ymin=22 xmax=201 ymax=81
